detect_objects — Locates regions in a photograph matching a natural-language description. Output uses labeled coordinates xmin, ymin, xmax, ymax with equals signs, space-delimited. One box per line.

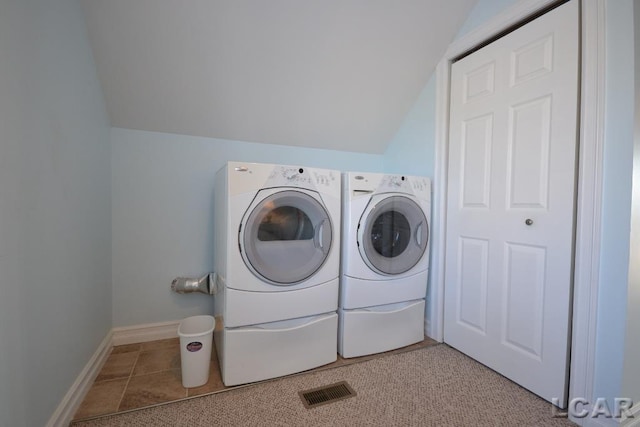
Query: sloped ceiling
xmin=80 ymin=1 xmax=476 ymax=154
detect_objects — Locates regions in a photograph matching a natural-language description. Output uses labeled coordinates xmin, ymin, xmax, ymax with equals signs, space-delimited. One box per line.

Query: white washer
xmin=214 ymin=161 xmax=340 ymax=385
xmin=339 ymin=171 xmax=431 ymax=358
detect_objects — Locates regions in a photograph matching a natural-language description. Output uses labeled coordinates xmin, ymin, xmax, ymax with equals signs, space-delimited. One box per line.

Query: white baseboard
xmin=45 ymin=330 xmax=113 ymax=427
xmin=47 ymin=320 xmax=183 ymax=427
xmin=111 ymin=320 xmax=181 ymax=346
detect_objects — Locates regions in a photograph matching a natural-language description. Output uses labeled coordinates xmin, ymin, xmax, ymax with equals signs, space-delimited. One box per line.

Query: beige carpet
xmin=72 ymin=344 xmax=575 ymax=426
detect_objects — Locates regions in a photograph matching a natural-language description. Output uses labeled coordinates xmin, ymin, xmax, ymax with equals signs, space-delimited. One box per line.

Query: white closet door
xmin=444 ymin=0 xmax=579 ymax=406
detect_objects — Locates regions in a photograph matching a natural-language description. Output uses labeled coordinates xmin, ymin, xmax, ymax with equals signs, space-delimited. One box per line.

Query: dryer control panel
xmin=265 ymin=165 xmax=340 ymax=195
xmin=345 ymin=171 xmax=431 ymax=201
xmin=378 ymin=175 xmax=430 ymax=200
xmin=226 ymin=161 xmax=340 ymax=198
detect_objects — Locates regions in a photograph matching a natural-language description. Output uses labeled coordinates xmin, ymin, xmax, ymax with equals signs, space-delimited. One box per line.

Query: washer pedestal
xmin=338 ymin=299 xmax=424 ymax=358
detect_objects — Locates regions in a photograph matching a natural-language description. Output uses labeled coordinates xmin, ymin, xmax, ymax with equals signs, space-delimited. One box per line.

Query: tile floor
xmin=73 ymin=336 xmax=437 ymax=421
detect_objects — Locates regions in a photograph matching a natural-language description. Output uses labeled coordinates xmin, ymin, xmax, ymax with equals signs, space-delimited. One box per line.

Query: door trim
xmin=429 ymin=1 xmax=605 ymax=424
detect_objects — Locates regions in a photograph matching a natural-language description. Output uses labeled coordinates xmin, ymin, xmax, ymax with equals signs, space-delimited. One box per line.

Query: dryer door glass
xmin=241 ymin=190 xmax=332 ymax=285
xmin=359 ymin=195 xmax=428 ymax=275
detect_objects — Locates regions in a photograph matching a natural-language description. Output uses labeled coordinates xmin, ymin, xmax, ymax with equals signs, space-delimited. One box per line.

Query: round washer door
xmin=357 ymin=195 xmax=428 ymax=275
xmin=240 ymin=189 xmax=332 ymax=285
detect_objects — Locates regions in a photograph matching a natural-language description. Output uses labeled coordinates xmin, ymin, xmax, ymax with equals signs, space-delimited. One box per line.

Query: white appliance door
xmin=443 ymin=0 xmax=579 ymax=407
xmin=357 ymin=194 xmax=428 ymax=275
xmin=240 ymin=188 xmax=332 ymax=285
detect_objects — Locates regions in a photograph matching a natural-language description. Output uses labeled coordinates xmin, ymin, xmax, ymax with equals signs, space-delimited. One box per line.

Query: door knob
xmin=525 ymin=219 xmax=533 ymax=226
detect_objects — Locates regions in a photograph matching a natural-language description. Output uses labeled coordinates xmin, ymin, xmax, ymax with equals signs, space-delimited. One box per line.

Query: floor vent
xmin=299 ymin=381 xmax=356 ymax=409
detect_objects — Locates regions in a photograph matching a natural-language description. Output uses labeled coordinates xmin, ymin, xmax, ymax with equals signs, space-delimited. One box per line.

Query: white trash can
xmin=178 ymin=315 xmax=215 ymax=388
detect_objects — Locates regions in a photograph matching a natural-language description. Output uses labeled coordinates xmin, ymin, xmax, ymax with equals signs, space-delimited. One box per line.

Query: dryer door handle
xmin=415 ymin=222 xmax=423 ymax=247
xmin=315 ymin=220 xmax=326 ymax=250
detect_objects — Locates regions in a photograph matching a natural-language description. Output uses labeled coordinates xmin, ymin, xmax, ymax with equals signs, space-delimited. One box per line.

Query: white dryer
xmin=214 ymin=161 xmax=340 ymax=386
xmin=339 ymin=171 xmax=431 ymax=358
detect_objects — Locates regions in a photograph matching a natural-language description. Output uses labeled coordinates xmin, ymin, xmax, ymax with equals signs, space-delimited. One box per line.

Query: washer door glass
xmin=241 ymin=190 xmax=332 ymax=285
xmin=358 ymin=195 xmax=428 ymax=275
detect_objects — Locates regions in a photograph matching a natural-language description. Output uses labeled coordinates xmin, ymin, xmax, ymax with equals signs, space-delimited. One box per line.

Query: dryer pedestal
xmin=338 ymin=299 xmax=425 ymax=358
xmin=216 ymin=312 xmax=337 ymax=386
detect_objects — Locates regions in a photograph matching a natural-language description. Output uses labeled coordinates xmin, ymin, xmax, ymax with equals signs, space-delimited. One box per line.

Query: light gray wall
xmin=0 ymin=2 xmax=29 ymax=424
xmin=111 ymin=128 xmax=384 ymax=327
xmin=621 ymin=0 xmax=640 ymax=406
xmin=384 ymin=74 xmax=437 ymax=178
xmin=0 ymin=1 xmax=112 ymax=426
